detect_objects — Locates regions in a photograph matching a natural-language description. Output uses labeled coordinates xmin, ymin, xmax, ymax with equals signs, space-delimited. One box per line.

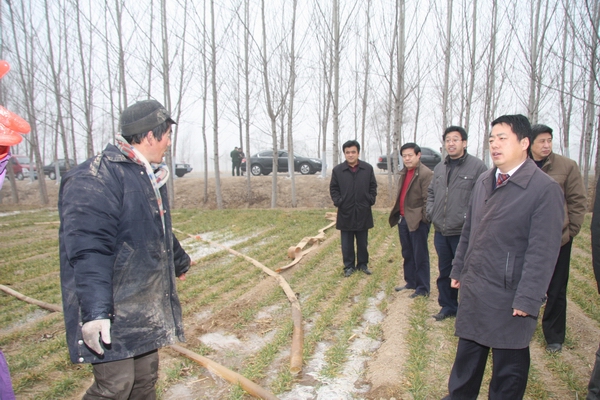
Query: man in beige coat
xmin=389 ymin=143 xmax=433 ymax=298
xmin=529 ymin=124 xmax=587 ymax=353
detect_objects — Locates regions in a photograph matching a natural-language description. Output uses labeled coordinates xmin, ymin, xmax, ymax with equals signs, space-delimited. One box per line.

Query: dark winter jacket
xmin=426 ymin=152 xmax=488 ymax=236
xmin=450 ymin=159 xmax=564 ymax=349
xmin=59 ymin=144 xmax=191 ymax=364
xmin=536 ymin=152 xmax=587 ymax=246
xmin=388 ymin=162 xmax=433 ymax=231
xmin=330 ymin=160 xmax=377 ymax=231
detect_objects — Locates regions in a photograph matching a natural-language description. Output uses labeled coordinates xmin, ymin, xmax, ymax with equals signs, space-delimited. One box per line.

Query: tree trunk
xmin=210 ymin=0 xmax=223 ymax=208
xmin=287 ymin=0 xmax=298 ymax=208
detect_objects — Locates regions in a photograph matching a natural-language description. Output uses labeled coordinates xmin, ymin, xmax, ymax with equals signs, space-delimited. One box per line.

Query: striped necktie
xmin=496 ymin=173 xmax=509 ymax=187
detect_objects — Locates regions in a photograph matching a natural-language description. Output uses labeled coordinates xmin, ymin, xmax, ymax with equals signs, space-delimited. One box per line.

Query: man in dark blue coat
xmin=59 ymin=99 xmax=191 ymax=399
xmin=330 ymin=140 xmax=377 ymax=277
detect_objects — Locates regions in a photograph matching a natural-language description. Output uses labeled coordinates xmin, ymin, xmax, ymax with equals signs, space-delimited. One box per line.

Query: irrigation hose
xmin=0 ymin=285 xmax=278 ymax=399
xmin=175 ymin=228 xmax=305 ymax=375
xmin=170 ymin=344 xmax=279 ymax=400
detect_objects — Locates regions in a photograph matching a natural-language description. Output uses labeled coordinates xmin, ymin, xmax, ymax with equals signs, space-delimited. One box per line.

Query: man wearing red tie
xmin=443 ymin=114 xmax=565 ymax=399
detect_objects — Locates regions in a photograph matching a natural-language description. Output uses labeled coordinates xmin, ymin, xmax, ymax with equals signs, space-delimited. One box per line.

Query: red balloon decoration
xmin=0 ymin=61 xmax=9 ymax=80
xmin=0 ymin=60 xmax=29 ymax=147
xmin=0 ymin=124 xmax=25 ymax=146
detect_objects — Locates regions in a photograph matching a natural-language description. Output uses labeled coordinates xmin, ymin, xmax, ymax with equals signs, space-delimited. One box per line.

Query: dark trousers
xmin=84 ymin=349 xmax=159 ymax=400
xmin=542 ymin=238 xmax=573 ymax=344
xmin=232 ymin=163 xmax=241 ymax=176
xmin=398 ymin=218 xmax=430 ymax=295
xmin=446 ymin=338 xmax=530 ymax=400
xmin=340 ymin=230 xmax=369 ymax=272
xmin=434 ymin=232 xmax=460 ymax=315
xmin=588 ymin=343 xmax=600 ymax=399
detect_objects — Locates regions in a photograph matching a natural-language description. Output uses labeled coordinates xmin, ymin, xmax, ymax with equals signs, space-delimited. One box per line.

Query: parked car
xmin=43 ymin=159 xmax=73 ymax=180
xmin=8 ymin=157 xmax=25 ymax=180
xmin=377 ymin=147 xmax=442 ymax=171
xmin=241 ymin=150 xmax=322 ymax=176
xmin=175 ymin=163 xmax=193 ymax=178
xmin=13 ymin=154 xmax=35 ymax=172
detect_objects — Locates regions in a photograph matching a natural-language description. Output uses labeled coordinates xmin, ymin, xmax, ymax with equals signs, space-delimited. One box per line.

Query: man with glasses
xmin=389 ymin=143 xmax=433 ymax=298
xmin=426 ymin=126 xmax=487 ymax=321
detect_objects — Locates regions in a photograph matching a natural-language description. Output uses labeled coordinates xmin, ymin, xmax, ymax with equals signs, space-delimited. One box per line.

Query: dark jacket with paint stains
xmin=59 ymin=144 xmax=190 ymax=364
xmin=330 ymin=160 xmax=377 ymax=231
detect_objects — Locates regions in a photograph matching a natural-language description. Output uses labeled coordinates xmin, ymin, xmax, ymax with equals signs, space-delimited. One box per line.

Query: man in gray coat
xmin=426 ymin=126 xmax=487 ymax=321
xmin=444 ymin=114 xmax=565 ymax=400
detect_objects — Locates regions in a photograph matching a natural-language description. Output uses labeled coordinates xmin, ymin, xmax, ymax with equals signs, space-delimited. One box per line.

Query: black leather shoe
xmin=360 ymin=268 xmax=372 ymax=275
xmin=546 ymin=343 xmax=562 ymax=353
xmin=395 ymin=285 xmax=413 ymax=292
xmin=344 ymin=269 xmax=354 ymax=277
xmin=409 ymin=292 xmax=429 ymax=299
xmin=432 ymin=312 xmax=456 ymax=321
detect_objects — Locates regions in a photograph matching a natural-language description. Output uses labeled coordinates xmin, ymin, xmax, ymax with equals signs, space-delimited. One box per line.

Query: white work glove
xmin=81 ymin=319 xmax=111 ymax=355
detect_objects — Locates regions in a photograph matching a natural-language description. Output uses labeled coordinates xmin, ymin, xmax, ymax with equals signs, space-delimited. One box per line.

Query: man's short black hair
xmin=124 ymin=121 xmax=172 ymax=145
xmin=443 ymin=126 xmax=468 ymax=141
xmin=531 ymin=124 xmax=553 ymax=143
xmin=491 ymin=114 xmax=532 ymax=149
xmin=401 ymin=142 xmax=421 ymax=155
xmin=342 ymin=140 xmax=360 ymax=153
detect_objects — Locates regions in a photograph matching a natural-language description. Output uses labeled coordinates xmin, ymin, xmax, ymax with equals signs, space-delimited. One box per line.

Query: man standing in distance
xmin=231 ymin=146 xmax=241 ymax=176
xmin=529 ymin=124 xmax=586 ymax=353
xmin=427 ymin=126 xmax=487 ymax=321
xmin=444 ymin=115 xmax=564 ymax=399
xmin=59 ymin=100 xmax=192 ymax=399
xmin=330 ymin=140 xmax=378 ymax=277
xmin=389 ymin=143 xmax=433 ymax=298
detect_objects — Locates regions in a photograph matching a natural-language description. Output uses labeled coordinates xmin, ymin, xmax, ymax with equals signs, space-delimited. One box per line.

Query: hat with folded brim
xmin=120 ymin=99 xmax=176 ymax=137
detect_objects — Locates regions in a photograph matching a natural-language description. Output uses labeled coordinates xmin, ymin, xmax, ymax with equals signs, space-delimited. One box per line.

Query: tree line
xmin=0 ymin=0 xmax=598 ymax=207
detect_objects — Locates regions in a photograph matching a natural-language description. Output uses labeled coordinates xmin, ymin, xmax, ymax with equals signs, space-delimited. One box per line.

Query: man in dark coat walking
xmin=444 ymin=114 xmax=564 ymax=400
xmin=330 ymin=140 xmax=377 ymax=277
xmin=59 ymin=100 xmax=192 ymax=399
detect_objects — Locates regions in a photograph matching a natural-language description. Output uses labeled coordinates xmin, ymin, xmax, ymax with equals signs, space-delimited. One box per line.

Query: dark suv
xmin=377 ymin=147 xmax=442 ymax=171
xmin=241 ymin=150 xmax=322 ymax=176
xmin=43 ymin=159 xmax=73 ymax=180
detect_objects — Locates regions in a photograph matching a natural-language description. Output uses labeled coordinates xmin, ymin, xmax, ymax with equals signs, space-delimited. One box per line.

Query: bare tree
xmin=481 ymin=0 xmax=499 ymax=165
xmin=558 ymin=0 xmax=575 ymax=157
xmin=359 ymin=0 xmax=371 ymax=153
xmin=210 ymin=0 xmax=223 ymax=208
xmin=259 ymin=0 xmax=289 ymax=208
xmin=243 ymin=0 xmax=252 ymax=199
xmin=441 ymin=0 xmax=453 ymax=131
xmin=44 ymin=0 xmax=70 ymax=168
xmin=331 ymin=0 xmax=341 ymax=166
xmin=74 ymin=0 xmax=94 ymax=159
xmin=115 ymin=0 xmax=127 ymax=110
xmin=287 ymin=0 xmax=299 ymax=207
xmin=6 ymin=0 xmax=49 ymax=204
xmin=392 ymin=0 xmax=406 ymax=183
xmin=463 ymin=0 xmax=478 ymax=133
